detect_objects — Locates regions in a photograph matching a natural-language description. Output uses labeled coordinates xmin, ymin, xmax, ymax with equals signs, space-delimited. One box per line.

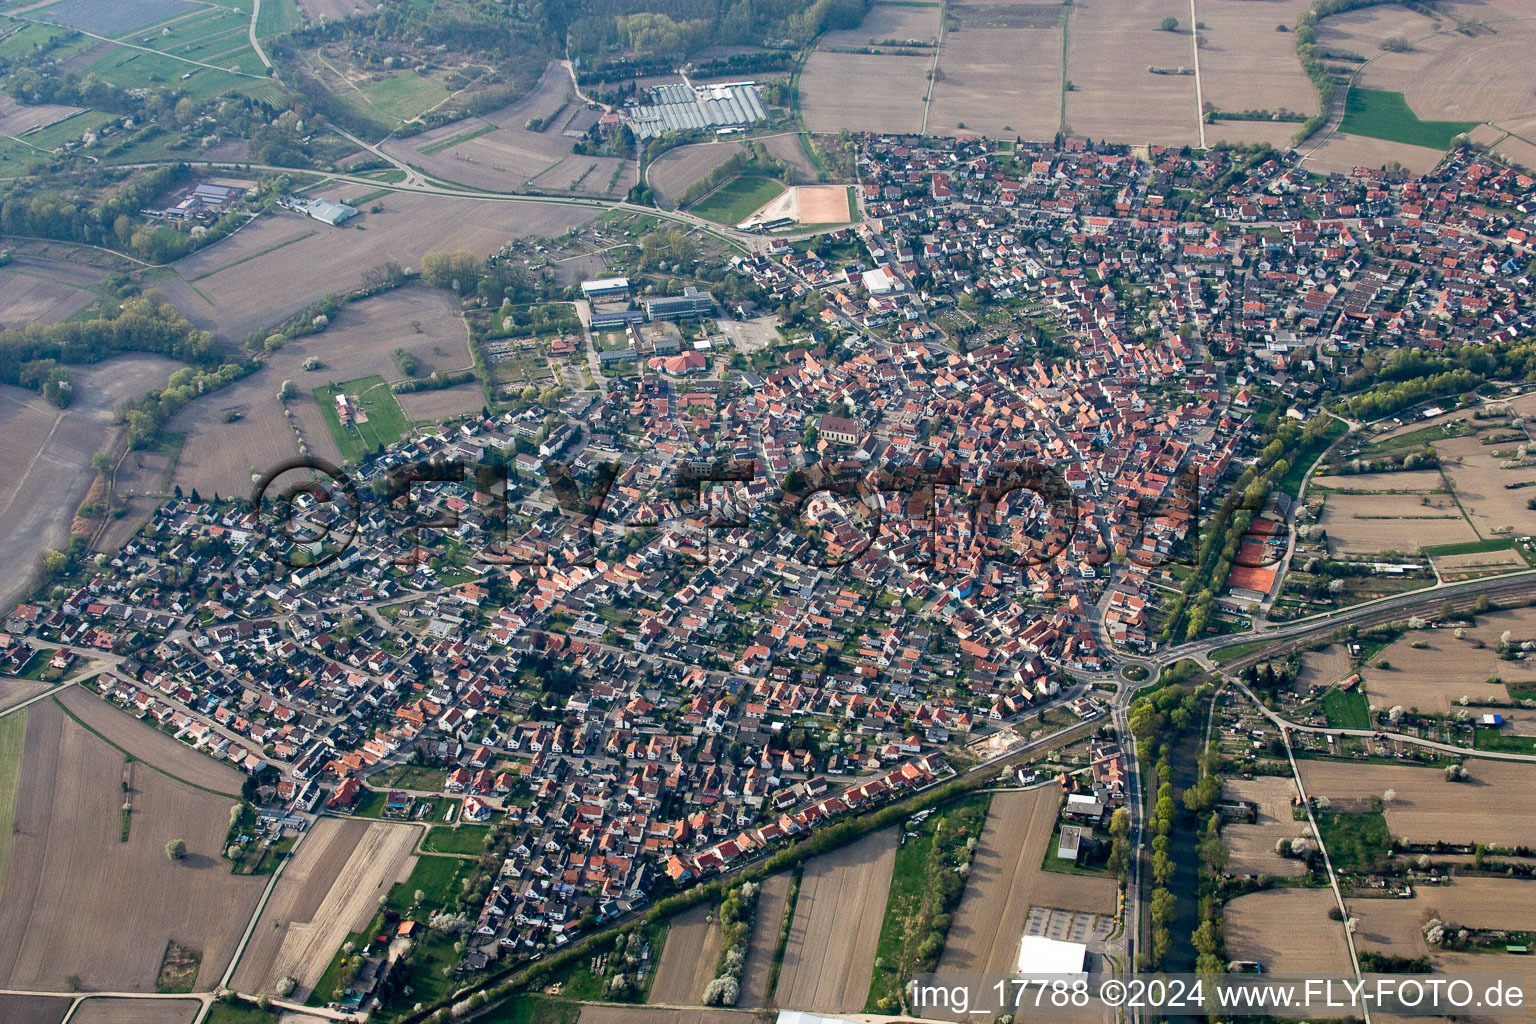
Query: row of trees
xmin=702 ymin=880 xmax=759 ymax=1005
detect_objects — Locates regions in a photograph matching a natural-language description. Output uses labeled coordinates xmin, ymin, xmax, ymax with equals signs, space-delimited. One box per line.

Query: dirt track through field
xmin=267 ymin=820 xmax=418 ymax=999
xmin=774 ymin=827 xmax=897 ymax=1013
xmin=938 ymin=788 xmax=1116 ymax=975
xmin=68 ymin=998 xmax=201 ymax=1024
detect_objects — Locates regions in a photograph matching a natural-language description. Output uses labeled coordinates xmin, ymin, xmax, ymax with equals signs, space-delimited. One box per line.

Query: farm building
xmin=1017 ymin=935 xmax=1087 ymax=975
xmin=301 ymin=198 xmax=360 ymax=226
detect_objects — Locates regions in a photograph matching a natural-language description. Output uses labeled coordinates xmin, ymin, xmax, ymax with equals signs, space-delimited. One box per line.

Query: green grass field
xmin=385 ymin=854 xmax=471 ymax=915
xmin=313 ymin=376 xmax=411 ymax=462
xmin=355 ymin=70 xmax=452 ymax=125
xmin=1421 ymin=537 xmax=1519 ymax=558
xmin=688 ymin=175 xmax=787 ymax=225
xmin=1278 ymin=417 xmax=1349 ymax=499
xmin=0 ymin=712 xmax=26 ymax=885
xmin=1321 ymin=687 xmax=1371 ymax=730
xmin=1339 ymin=89 xmax=1477 ymax=151
xmin=367 ymin=763 xmax=446 ymax=791
xmin=420 ymin=824 xmax=491 ymax=855
xmin=476 ymin=996 xmax=579 ymax=1024
xmin=1474 ymin=728 xmax=1536 ymax=754
xmin=1316 ymin=809 xmax=1392 ymax=874
xmin=865 ymin=792 xmax=990 ymax=1012
xmin=254 ymin=0 xmax=300 ymax=38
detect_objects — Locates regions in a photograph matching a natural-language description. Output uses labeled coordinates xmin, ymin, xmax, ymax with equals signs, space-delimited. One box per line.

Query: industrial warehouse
xmin=626 ymin=81 xmax=768 ymax=139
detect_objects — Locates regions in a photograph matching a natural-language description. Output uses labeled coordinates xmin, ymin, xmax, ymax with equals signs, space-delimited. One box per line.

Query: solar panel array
xmin=628 ymin=84 xmax=767 ymax=140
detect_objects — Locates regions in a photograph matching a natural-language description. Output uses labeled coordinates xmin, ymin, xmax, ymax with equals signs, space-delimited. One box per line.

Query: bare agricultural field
xmin=1300 ymin=759 xmax=1536 ymax=848
xmin=68 ymin=998 xmax=200 ymax=1024
xmin=1314 ymin=470 xmax=1450 ymax=492
xmin=1223 ymin=776 xmax=1307 ymax=878
xmin=1303 ymin=131 xmax=1448 ymax=175
xmin=0 ymin=355 xmax=180 ymax=617
xmin=395 ymin=382 xmax=484 ymax=422
xmin=0 ymin=255 xmax=102 ymax=326
xmin=578 ymin=1008 xmax=764 ymax=1024
xmin=737 ymin=872 xmax=791 ymax=1008
xmin=1436 ymin=435 xmax=1536 ymax=538
xmin=1349 ymin=894 xmax=1430 ymax=957
xmin=800 ymin=51 xmax=930 ymax=134
xmin=1358 ymin=607 xmax=1536 ymax=713
xmin=1320 ymin=0 xmax=1536 ymax=126
xmin=928 ymin=26 xmax=1062 ymax=140
xmin=161 ymin=196 xmax=598 ymax=341
xmin=1206 ymin=119 xmax=1309 ymax=149
xmin=0 ymin=94 xmax=84 ymax=136
xmin=1225 ymin=888 xmax=1352 ymax=975
xmin=1296 ymin=645 xmax=1352 ymax=693
xmin=57 ymin=685 xmax=245 ymax=795
xmin=1432 ymin=548 xmax=1528 ymax=578
xmin=265 ymin=821 xmax=419 ymax=999
xmin=647 ymin=141 xmax=747 ymax=205
xmin=760 ymin=133 xmax=817 ymax=182
xmin=939 ymin=788 xmax=1117 ymax=975
xmin=822 ymin=1 xmax=941 ymax=46
xmin=387 ymin=73 xmax=632 ymax=197
xmin=0 ymin=679 xmax=53 ymax=713
xmin=1317 ymin=491 xmax=1475 ymax=555
xmin=775 ymin=828 xmax=897 ymax=1014
xmin=230 ymin=817 xmax=369 ymax=994
xmin=1197 ymin=0 xmax=1317 ymax=117
xmin=165 ymin=287 xmax=475 ymax=495
xmin=0 ymin=700 xmax=263 ymax=991
xmin=297 ymin=0 xmax=374 ymax=21
xmin=1351 ymin=877 xmax=1536 ymax=963
xmin=1414 ymin=876 xmax=1536 ymax=932
xmin=1433 ymin=953 xmax=1536 ymax=1024
xmin=648 ymin=902 xmax=724 ymax=1006
xmin=1493 ymin=134 xmax=1536 ymax=174
xmin=0 ymin=995 xmax=69 ymax=1024
xmin=1065 ymin=0 xmax=1200 ymax=147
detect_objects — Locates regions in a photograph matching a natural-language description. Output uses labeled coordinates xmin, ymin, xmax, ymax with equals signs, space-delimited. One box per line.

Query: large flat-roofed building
xmin=1057 ymin=824 xmax=1083 ymax=861
xmin=645 ymin=286 xmax=715 ymax=321
xmin=301 ymin=198 xmax=359 ymax=226
xmin=1017 ymin=935 xmax=1088 ymax=975
xmin=582 ymin=277 xmax=631 ymax=300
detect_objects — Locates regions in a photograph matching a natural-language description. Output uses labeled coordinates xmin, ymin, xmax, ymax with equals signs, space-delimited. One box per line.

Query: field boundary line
xmin=50 ymin=692 xmax=243 ymax=799
xmin=189 ymin=221 xmax=313 ymax=281
xmin=918 ymin=0 xmax=946 ymax=134
xmin=1188 ymin=0 xmax=1205 ymax=147
xmin=9 ymin=15 xmax=270 ymax=80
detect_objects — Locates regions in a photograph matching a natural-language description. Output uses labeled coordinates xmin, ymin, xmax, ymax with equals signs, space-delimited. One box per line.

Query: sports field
xmin=688 ymin=176 xmax=787 ymax=226
xmin=313 ymin=376 xmax=411 ymax=462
